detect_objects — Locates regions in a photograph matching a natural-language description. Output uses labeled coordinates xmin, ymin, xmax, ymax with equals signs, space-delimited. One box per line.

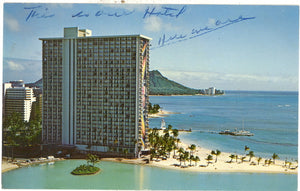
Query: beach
xmin=2 ymin=115 xmax=297 ymax=175
xmin=147 ymin=136 xmax=297 ymax=174
xmin=103 ymin=131 xmax=297 ymax=174
xmin=148 ymin=109 xmax=180 ymax=118
xmin=2 ymin=158 xmax=19 ymax=173
xmin=1 ymin=156 xmax=64 ymax=173
xmin=3 ymin=138 xmax=296 ymax=174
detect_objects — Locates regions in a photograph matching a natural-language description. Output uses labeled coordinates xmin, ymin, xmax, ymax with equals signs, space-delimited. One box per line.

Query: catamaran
xmin=219 ymin=121 xmax=254 ymax=136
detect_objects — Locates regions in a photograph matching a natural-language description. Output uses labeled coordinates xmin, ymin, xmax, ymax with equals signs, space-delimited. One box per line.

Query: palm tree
xmin=247 ymin=151 xmax=255 ymax=162
xmin=229 ymin=154 xmax=235 ymax=163
xmin=288 ymin=162 xmax=292 ymax=169
xmin=179 ymin=154 xmax=184 ymax=166
xmin=257 ymin=157 xmax=262 ymax=165
xmin=268 ymin=159 xmax=272 ymax=166
xmin=244 ymin=145 xmax=250 ymax=153
xmin=178 ymin=147 xmax=185 ymax=155
xmin=206 ymin=155 xmax=213 ymax=166
xmin=183 ymin=151 xmax=189 ymax=166
xmin=194 ymin=156 xmax=200 ymax=166
xmin=189 ymin=155 xmax=194 ymax=166
xmin=241 ymin=156 xmax=246 ymax=163
xmin=150 ymin=148 xmax=156 ymax=161
xmin=172 ymin=129 xmax=179 ymax=138
xmin=86 ymin=154 xmax=100 ymax=167
xmin=211 ymin=150 xmax=216 ymax=161
xmin=215 ymin=150 xmax=221 ymax=163
xmin=235 ymin=155 xmax=238 ymax=163
xmin=272 ymin=153 xmax=279 ymax=164
xmin=264 ymin=159 xmax=268 ymax=166
xmin=189 ymin=144 xmax=196 ymax=156
xmin=177 ymin=148 xmax=185 ymax=166
xmin=284 ymin=159 xmax=288 ymax=167
xmin=173 ymin=145 xmax=178 ymax=158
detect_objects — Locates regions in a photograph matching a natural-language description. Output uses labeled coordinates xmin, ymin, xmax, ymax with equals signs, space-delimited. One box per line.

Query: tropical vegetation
xmin=3 ymin=112 xmax=42 ymax=159
xmin=148 ymin=103 xmax=161 ymax=114
xmin=71 ymin=154 xmax=100 ymax=175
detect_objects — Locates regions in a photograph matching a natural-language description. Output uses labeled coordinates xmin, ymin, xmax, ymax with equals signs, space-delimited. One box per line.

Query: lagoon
xmin=2 ymin=160 xmax=297 ymax=190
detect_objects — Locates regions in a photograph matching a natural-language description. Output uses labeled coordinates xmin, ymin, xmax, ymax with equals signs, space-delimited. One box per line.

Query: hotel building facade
xmin=3 ymin=81 xmax=36 ymax=122
xmin=40 ymin=27 xmax=151 ymax=157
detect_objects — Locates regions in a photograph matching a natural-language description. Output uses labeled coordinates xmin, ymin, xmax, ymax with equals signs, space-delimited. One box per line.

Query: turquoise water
xmin=150 ymin=91 xmax=298 ymax=160
xmin=2 ymin=160 xmax=297 ymax=190
xmin=2 ymin=91 xmax=298 ymax=190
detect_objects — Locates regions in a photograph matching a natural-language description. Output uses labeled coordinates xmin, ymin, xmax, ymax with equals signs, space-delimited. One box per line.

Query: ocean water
xmin=149 ymin=91 xmax=298 ymax=160
xmin=2 ymin=160 xmax=297 ymax=190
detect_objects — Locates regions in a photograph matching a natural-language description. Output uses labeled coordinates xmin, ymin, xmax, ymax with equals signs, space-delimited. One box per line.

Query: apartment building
xmin=40 ymin=27 xmax=151 ymax=157
xmin=4 ymin=84 xmax=36 ymax=122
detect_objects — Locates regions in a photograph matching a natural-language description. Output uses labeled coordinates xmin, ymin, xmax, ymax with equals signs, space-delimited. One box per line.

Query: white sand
xmin=148 ymin=137 xmax=297 ymax=174
xmin=2 ymin=159 xmax=19 ymax=173
xmin=148 ymin=109 xmax=179 ymax=118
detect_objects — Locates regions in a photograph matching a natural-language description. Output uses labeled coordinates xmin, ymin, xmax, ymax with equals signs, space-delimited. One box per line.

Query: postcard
xmin=2 ymin=1 xmax=299 ymax=190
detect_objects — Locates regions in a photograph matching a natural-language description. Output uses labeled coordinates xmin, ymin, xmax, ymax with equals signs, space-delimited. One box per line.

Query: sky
xmin=2 ymin=3 xmax=299 ymax=91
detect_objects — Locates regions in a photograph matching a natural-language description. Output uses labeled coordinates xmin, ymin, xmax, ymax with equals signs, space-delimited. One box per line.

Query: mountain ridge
xmin=26 ymin=70 xmax=221 ymax=95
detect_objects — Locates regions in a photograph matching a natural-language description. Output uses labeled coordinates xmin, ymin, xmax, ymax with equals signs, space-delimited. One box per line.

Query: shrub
xmin=71 ymin=164 xmax=100 ymax=175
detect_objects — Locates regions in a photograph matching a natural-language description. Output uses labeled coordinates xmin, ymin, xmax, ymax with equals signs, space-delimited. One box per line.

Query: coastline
xmin=2 ymin=133 xmax=297 ymax=175
xmin=146 ymin=137 xmax=297 ymax=174
xmin=2 ymin=159 xmax=19 ymax=173
xmin=96 ymin=137 xmax=297 ymax=174
xmin=2 ymin=157 xmax=64 ymax=173
xmin=148 ymin=109 xmax=180 ymax=118
xmin=2 ymin=145 xmax=297 ymax=175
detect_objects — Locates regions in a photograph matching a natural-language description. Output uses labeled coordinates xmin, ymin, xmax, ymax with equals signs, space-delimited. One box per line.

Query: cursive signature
xmin=143 ymin=5 xmax=187 ymax=19
xmin=72 ymin=9 xmax=135 ymax=18
xmin=24 ymin=6 xmax=55 ymax=22
xmin=154 ymin=15 xmax=256 ymax=49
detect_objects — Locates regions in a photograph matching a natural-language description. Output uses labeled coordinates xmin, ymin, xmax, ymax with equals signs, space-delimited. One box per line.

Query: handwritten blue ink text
xmin=155 ymin=15 xmax=256 ymax=49
xmin=24 ymin=6 xmax=55 ymax=22
xmin=143 ymin=6 xmax=187 ymax=19
xmin=72 ymin=9 xmax=135 ymax=18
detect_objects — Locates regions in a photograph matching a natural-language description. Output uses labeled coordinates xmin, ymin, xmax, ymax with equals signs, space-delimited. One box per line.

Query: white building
xmin=205 ymin=87 xmax=216 ymax=95
xmin=4 ymin=85 xmax=36 ymax=122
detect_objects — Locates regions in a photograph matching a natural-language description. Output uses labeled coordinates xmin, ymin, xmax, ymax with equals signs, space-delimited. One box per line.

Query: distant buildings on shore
xmin=205 ymin=87 xmax=216 ymax=95
xmin=204 ymin=87 xmax=225 ymax=96
xmin=39 ymin=27 xmax=151 ymax=157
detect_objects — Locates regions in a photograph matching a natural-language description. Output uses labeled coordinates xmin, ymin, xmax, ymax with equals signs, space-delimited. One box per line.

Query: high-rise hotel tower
xmin=40 ymin=27 xmax=151 ymax=157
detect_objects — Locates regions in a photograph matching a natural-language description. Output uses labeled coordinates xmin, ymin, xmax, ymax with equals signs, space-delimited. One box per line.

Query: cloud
xmin=6 ymin=60 xmax=25 ymax=71
xmin=144 ymin=17 xmax=163 ymax=32
xmin=143 ymin=16 xmax=180 ymax=32
xmin=4 ymin=16 xmax=20 ymax=32
xmin=3 ymin=58 xmax=42 ymax=83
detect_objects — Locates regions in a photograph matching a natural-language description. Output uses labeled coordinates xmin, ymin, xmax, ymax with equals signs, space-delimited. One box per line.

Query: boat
xmin=219 ymin=129 xmax=254 ymax=136
xmin=161 ymin=119 xmax=166 ymax=130
xmin=219 ymin=121 xmax=254 ymax=136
